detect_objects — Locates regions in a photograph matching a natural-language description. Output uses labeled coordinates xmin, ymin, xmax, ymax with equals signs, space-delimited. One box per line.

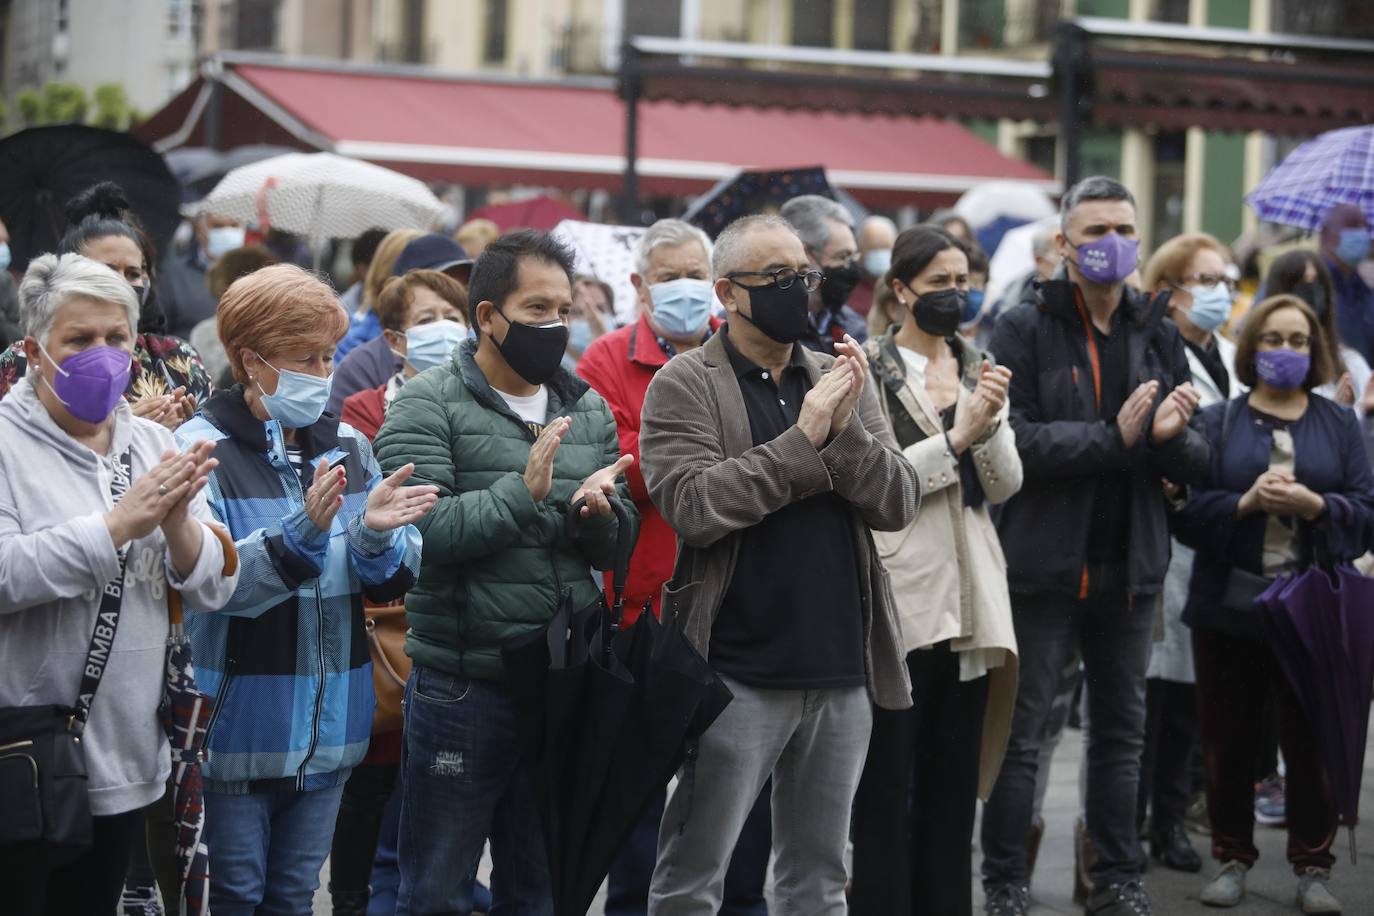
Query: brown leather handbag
xmin=365 ymin=603 xmax=412 ymax=735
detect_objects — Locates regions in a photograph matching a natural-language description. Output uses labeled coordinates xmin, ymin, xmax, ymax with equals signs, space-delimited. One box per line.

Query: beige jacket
xmin=639 ymin=331 xmax=920 ymax=710
xmin=866 ymin=331 xmax=1021 ymax=799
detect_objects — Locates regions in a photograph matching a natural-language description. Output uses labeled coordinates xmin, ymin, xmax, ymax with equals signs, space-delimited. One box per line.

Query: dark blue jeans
xmin=980 ymin=589 xmax=1153 ymax=890
xmin=605 ymin=783 xmax=771 ymax=916
xmin=397 ymin=666 xmax=552 ymax=915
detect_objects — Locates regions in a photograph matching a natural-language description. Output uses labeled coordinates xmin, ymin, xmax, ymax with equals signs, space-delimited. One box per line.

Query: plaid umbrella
xmin=1246 ymin=125 xmax=1374 ymax=231
xmin=1258 ymin=561 xmax=1374 ymax=863
xmin=160 ymin=592 xmax=213 ymax=916
xmin=160 ymin=525 xmax=237 ymax=915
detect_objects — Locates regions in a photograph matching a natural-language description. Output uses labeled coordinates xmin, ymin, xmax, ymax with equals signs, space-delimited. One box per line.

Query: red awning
xmin=137 ymin=58 xmax=1055 ymax=206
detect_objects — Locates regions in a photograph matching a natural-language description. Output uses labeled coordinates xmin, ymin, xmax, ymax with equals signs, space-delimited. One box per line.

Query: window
xmin=1025 ymin=134 xmax=1057 ymax=179
xmin=168 ymin=0 xmax=186 ymax=36
xmin=625 ymin=0 xmax=681 ymax=38
xmin=1151 ymin=131 xmax=1187 ymax=250
xmin=484 ymin=0 xmax=508 ymax=64
xmin=1273 ymin=0 xmax=1374 ymax=39
xmin=1152 ymin=0 xmax=1190 ymax=24
xmin=791 ymin=0 xmax=834 ymax=48
xmin=853 ymin=0 xmax=891 ymax=51
xmin=909 ymin=0 xmax=942 ymax=53
xmin=960 ymin=0 xmax=1006 ymax=51
xmin=401 ymin=0 xmax=425 ymax=63
xmin=234 ymin=0 xmax=281 ymax=51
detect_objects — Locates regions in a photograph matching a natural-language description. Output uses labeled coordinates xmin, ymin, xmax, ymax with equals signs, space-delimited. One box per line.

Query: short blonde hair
xmin=1142 ymin=233 xmax=1230 ymax=291
xmin=363 ymin=229 xmax=425 ymax=309
xmin=455 ymin=218 xmax=500 ymax=256
xmin=218 ymin=264 xmax=348 ymax=384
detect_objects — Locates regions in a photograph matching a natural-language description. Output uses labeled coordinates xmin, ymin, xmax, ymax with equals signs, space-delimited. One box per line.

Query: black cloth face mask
xmin=911 ymin=287 xmax=966 ymax=338
xmin=494 ymin=306 xmax=570 ymax=385
xmin=820 ymin=262 xmax=862 ymax=310
xmin=1292 ymin=281 xmax=1329 ymax=320
xmin=737 ymin=279 xmax=811 ymax=344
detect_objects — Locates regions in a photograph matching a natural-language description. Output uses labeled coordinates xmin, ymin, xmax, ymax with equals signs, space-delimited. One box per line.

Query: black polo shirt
xmin=709 ymin=328 xmax=866 ymax=690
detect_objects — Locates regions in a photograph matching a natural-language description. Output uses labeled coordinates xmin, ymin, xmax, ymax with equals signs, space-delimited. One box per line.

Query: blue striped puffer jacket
xmin=176 ymin=386 xmax=422 ymax=794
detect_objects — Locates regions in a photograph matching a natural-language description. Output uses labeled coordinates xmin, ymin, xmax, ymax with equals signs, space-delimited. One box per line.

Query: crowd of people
xmin=1 ymin=171 xmax=1372 ymax=916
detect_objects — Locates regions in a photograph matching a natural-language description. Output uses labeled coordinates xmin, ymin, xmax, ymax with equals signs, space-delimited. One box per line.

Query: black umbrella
xmin=682 ymin=165 xmax=869 ymax=239
xmin=502 ymin=498 xmax=731 ymax=916
xmin=0 ymin=125 xmax=182 ymax=271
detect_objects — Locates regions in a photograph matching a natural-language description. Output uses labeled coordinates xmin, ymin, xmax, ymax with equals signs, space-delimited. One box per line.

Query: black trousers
xmin=851 ymin=641 xmax=989 ymax=916
xmin=2 ymin=809 xmax=143 ymax=916
xmin=1137 ymin=678 xmax=1200 ymax=833
xmin=329 ymin=760 xmax=400 ymax=913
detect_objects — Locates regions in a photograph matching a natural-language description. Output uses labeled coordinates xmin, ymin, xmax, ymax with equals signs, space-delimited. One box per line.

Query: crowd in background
xmin=2 ymin=171 xmax=1373 ymax=916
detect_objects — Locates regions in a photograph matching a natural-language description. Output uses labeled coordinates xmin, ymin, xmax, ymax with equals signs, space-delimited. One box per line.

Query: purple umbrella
xmin=1246 ymin=125 xmax=1374 ymax=231
xmin=1258 ymin=564 xmax=1374 ymax=862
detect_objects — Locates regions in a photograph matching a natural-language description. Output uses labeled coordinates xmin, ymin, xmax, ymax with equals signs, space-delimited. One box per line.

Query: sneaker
xmin=1254 ymin=775 xmax=1286 ymax=827
xmin=1296 ymin=868 xmax=1342 ymax=914
xmin=1200 ymin=861 xmax=1248 ymax=908
xmin=983 ymin=883 xmax=1031 ymax=916
xmin=120 ymin=884 xmax=164 ymax=916
xmin=1185 ymin=790 xmax=1212 ymax=836
xmin=1085 ymin=879 xmax=1152 ymax=915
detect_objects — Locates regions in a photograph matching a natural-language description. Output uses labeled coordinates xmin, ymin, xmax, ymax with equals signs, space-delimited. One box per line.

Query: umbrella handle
xmin=567 ymin=495 xmax=634 ymax=614
xmin=167 ymin=523 xmax=239 ymax=629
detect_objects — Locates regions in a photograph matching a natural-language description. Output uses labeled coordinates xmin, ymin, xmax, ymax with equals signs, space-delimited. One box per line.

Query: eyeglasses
xmin=1257 ymin=332 xmax=1311 ymax=350
xmin=726 ymin=267 xmax=824 ymax=292
xmin=1179 ymin=274 xmax=1236 ymax=292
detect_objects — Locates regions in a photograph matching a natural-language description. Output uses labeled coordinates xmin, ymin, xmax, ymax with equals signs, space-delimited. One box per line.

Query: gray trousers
xmin=649 ymin=674 xmax=872 ymax=916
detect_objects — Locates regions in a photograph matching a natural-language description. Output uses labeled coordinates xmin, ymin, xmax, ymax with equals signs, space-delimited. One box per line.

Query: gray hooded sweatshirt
xmin=0 ymin=376 xmax=238 ymax=816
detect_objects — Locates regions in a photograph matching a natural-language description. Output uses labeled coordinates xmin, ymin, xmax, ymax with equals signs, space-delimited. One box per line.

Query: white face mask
xmin=206 ymin=225 xmax=246 ymax=260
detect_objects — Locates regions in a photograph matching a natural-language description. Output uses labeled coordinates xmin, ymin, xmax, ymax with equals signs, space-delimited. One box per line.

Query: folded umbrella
xmin=1259 ymin=563 xmax=1374 ymax=862
xmin=502 ymin=498 xmax=731 ymax=916
xmin=1246 ymin=125 xmax=1374 ymax=232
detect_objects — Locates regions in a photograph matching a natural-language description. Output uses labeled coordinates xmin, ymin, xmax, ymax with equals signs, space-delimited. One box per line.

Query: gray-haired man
xmin=779 ymin=195 xmax=869 ymax=352
xmin=640 ymin=214 xmax=918 ymax=914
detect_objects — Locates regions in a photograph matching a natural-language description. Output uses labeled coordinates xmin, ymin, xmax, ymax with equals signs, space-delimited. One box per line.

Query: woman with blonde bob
xmin=1174 ymin=295 xmax=1374 ymax=913
xmin=175 ymin=264 xmax=436 ymax=915
xmin=0 ymin=254 xmax=237 ymax=915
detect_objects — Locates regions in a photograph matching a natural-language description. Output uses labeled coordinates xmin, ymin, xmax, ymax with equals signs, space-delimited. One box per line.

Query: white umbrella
xmin=199 ymin=151 xmax=445 ymax=243
xmin=551 ymin=219 xmax=647 ymax=326
xmin=954 ymin=180 xmax=1058 ymax=230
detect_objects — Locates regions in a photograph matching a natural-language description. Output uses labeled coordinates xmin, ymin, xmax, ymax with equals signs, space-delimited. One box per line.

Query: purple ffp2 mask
xmin=1073 ymin=233 xmax=1140 ymax=285
xmin=1255 ymin=349 xmax=1310 ymax=391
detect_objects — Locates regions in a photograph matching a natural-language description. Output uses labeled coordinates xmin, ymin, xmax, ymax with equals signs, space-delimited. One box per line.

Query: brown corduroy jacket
xmin=639 ymin=331 xmax=920 ymax=710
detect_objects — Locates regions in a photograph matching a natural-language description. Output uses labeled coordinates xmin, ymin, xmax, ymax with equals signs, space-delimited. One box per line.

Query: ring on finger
xmin=158 ymin=483 xmax=170 ymax=496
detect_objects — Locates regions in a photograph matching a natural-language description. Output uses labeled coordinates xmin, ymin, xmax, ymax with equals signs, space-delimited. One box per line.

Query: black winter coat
xmin=988 ymin=278 xmax=1211 ymax=596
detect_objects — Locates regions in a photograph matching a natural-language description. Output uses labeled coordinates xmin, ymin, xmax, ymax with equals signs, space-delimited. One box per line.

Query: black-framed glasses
xmin=1257 ymin=332 xmax=1312 ymax=350
xmin=726 ymin=267 xmax=824 ymax=292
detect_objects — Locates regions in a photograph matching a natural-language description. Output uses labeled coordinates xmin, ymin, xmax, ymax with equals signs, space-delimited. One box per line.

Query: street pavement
xmin=316 ymin=723 xmax=1374 ymax=914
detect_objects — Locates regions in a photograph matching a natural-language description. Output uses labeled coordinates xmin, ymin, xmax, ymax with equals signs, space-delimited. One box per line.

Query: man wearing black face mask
xmin=781 ymin=194 xmax=869 ymax=353
xmin=639 ymin=214 xmax=918 ymax=911
xmin=373 ymin=230 xmax=638 ymax=915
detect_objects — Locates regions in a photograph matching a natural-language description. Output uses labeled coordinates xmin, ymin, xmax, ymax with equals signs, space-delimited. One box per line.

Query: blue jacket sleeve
xmin=343 ymin=433 xmax=422 ymax=602
xmin=1311 ymin=408 xmax=1374 ymax=563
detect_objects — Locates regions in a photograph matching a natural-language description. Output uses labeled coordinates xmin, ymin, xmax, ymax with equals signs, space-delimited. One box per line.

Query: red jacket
xmin=577 ymin=314 xmax=721 ymax=624
xmin=341 ymin=383 xmax=387 ymax=442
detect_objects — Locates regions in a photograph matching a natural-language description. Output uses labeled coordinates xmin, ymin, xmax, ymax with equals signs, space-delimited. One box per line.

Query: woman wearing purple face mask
xmin=1173 ymin=294 xmax=1374 ymax=914
xmin=0 ymin=253 xmax=238 ymax=916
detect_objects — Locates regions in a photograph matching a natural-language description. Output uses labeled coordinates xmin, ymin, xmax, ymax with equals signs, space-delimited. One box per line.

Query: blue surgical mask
xmin=0 ymin=242 xmax=11 ymax=273
xmin=1183 ymin=283 xmax=1232 ymax=333
xmin=255 ymin=353 xmax=332 ymax=429
xmin=206 ymin=225 xmax=246 ymax=260
xmin=863 ymin=249 xmax=891 ymax=279
xmin=962 ymin=288 xmax=985 ymax=326
xmin=404 ymin=319 xmax=468 ymax=373
xmin=649 ymin=278 xmax=714 ymax=338
xmin=1335 ymin=228 xmax=1371 ymax=267
xmin=568 ymin=318 xmax=594 ymax=354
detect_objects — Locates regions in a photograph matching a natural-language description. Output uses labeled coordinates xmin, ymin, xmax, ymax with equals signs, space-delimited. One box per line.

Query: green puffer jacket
xmin=374 ymin=337 xmax=638 ymax=681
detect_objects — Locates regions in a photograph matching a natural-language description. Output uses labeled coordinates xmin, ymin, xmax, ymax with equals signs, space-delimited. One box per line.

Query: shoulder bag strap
xmin=70 ymin=448 xmax=134 ymax=736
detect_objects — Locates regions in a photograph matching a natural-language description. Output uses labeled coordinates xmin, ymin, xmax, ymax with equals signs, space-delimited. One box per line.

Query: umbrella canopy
xmin=954 ymin=180 xmax=1058 ymax=258
xmin=501 ymin=498 xmax=731 ymax=916
xmin=0 ymin=125 xmax=182 ymax=271
xmin=468 ymin=195 xmax=585 ymax=232
xmin=165 ymin=144 xmax=299 ymax=202
xmin=199 ymin=151 xmax=445 ymax=242
xmin=1259 ymin=562 xmax=1374 ymax=861
xmin=1247 ymin=125 xmax=1374 ymax=231
xmin=550 ymin=219 xmax=646 ymax=325
xmin=682 ymin=166 xmax=868 ymax=239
